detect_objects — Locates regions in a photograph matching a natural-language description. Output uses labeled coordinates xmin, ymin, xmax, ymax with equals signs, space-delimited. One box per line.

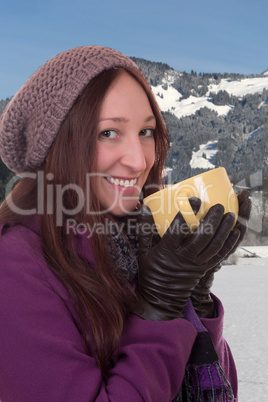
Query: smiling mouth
xmin=106 ymin=176 xmax=138 ymax=188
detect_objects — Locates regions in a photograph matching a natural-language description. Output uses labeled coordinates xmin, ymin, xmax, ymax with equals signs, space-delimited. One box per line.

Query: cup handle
xmin=176 ymin=191 xmax=200 ymax=231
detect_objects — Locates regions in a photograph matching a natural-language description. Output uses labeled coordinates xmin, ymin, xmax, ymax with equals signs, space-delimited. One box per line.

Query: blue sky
xmin=1 ymin=0 xmax=268 ymax=99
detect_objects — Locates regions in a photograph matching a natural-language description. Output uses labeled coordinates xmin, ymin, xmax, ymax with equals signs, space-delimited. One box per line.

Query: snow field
xmin=212 ymin=256 xmax=268 ymax=401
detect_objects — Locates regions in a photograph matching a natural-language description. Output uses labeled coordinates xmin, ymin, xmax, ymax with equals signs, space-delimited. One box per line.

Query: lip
xmin=106 ymin=175 xmax=139 ymax=181
xmin=105 ymin=175 xmax=140 ymax=193
xmin=106 ymin=175 xmax=138 ymax=185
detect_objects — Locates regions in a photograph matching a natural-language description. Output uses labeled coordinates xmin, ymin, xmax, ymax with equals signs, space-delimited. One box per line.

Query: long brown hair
xmin=0 ymin=67 xmax=170 ymax=375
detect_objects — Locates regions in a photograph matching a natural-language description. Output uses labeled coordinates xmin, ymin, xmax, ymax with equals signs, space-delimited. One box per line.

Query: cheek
xmin=146 ymin=144 xmax=156 ymax=171
xmin=94 ymin=145 xmax=111 ymax=173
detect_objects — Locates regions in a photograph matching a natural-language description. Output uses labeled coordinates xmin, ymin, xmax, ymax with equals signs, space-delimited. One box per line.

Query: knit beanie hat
xmin=0 ymin=46 xmax=142 ymax=175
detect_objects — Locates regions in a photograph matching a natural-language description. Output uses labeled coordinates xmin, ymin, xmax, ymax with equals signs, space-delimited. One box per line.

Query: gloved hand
xmin=191 ymin=189 xmax=252 ymax=318
xmin=135 ymin=200 xmax=238 ymax=321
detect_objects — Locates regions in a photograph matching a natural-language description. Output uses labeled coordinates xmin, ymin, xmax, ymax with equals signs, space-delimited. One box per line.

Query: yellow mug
xmin=143 ymin=167 xmax=239 ymax=237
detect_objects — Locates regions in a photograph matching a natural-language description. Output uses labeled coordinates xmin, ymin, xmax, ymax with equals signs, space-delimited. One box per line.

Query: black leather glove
xmin=191 ymin=190 xmax=252 ymax=318
xmin=135 ymin=201 xmax=237 ymax=321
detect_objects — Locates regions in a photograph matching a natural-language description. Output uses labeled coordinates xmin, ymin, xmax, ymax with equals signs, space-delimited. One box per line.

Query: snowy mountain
xmin=152 ymin=83 xmax=232 ymax=119
xmin=154 ymin=74 xmax=268 ymax=119
xmin=138 ymin=60 xmax=268 ymax=119
xmin=148 ymin=71 xmax=268 ymax=176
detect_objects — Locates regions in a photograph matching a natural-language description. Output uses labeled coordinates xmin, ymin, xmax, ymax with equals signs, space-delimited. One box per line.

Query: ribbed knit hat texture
xmin=0 ymin=46 xmax=141 ymax=175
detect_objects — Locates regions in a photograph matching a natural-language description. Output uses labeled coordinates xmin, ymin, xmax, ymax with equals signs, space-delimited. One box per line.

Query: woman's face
xmin=95 ymin=71 xmax=156 ymax=216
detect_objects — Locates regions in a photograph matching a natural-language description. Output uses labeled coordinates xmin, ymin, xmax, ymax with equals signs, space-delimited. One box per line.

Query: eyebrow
xmin=99 ymin=115 xmax=156 ymax=123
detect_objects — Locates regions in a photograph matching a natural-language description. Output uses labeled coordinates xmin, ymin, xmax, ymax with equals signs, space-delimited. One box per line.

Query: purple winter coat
xmin=0 ymin=216 xmax=238 ymax=401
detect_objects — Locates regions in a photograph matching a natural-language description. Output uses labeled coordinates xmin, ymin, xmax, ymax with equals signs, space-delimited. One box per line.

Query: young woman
xmin=0 ymin=46 xmax=251 ymax=401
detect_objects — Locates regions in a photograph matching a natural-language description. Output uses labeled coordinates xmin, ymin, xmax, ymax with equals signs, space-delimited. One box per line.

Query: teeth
xmin=106 ymin=177 xmax=137 ymax=188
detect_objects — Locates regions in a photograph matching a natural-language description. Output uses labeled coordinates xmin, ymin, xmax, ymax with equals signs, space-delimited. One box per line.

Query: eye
xmin=139 ymin=128 xmax=155 ymax=137
xmin=99 ymin=130 xmax=118 ymax=139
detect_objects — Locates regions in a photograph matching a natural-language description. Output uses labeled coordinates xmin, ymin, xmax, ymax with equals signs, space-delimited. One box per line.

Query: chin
xmin=109 ymin=202 xmax=139 ymax=217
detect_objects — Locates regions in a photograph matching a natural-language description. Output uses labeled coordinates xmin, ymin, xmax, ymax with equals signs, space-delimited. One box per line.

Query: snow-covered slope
xmin=151 ymin=73 xmax=268 ymax=119
xmin=150 ymin=71 xmax=268 ymax=172
xmin=151 ymin=84 xmax=232 ymax=119
xmin=207 ymin=76 xmax=268 ymax=97
xmin=189 ymin=140 xmax=218 ymax=169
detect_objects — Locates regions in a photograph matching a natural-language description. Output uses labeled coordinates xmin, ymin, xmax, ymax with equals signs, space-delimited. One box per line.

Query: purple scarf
xmin=174 ymin=299 xmax=235 ymax=402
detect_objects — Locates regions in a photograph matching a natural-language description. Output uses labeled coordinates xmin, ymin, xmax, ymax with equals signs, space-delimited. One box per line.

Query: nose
xmin=120 ymin=136 xmax=147 ymax=172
